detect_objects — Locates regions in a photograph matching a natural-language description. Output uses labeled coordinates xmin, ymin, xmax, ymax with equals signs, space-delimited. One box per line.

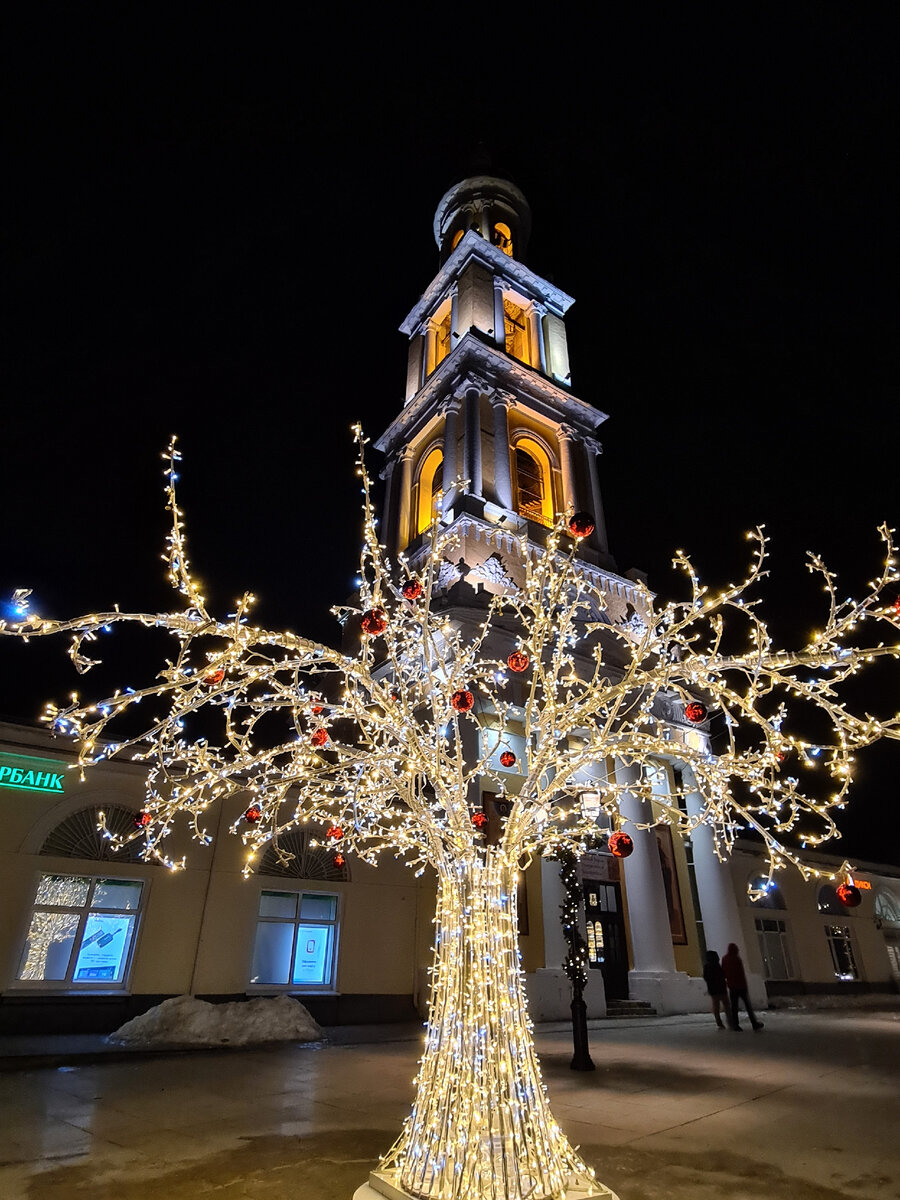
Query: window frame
xmin=415 ymin=444 xmax=444 ymax=536
xmin=824 ymin=922 xmax=861 ymax=982
xmin=13 ymin=871 xmax=145 ymax=992
xmin=512 ymin=434 xmax=555 ymax=528
xmin=249 ymin=886 xmax=341 ymax=994
xmin=754 ymin=916 xmax=797 ymax=981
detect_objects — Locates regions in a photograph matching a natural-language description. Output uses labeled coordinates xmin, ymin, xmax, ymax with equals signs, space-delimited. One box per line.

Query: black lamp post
xmin=557 ymin=847 xmax=595 ymax=1071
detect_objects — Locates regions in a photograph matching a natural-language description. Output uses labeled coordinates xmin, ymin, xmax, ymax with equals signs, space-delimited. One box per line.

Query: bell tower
xmin=377 ymin=168 xmax=622 ymax=592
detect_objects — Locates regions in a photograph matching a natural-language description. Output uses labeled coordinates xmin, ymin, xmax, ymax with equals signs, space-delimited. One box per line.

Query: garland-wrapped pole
xmin=2 ymin=428 xmax=899 ymax=1200
xmin=557 ymin=848 xmax=595 ymax=1072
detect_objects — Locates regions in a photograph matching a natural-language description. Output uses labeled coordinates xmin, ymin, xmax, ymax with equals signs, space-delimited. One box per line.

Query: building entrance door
xmin=583 ymin=880 xmax=629 ymax=1001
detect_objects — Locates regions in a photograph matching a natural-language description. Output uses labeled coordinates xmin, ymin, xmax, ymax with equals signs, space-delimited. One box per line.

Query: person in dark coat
xmin=721 ymin=942 xmax=764 ymax=1030
xmin=702 ymin=950 xmax=730 ymax=1029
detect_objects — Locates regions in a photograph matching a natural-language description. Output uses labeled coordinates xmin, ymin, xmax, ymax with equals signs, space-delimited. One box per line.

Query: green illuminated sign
xmin=0 ymin=751 xmax=66 ymax=794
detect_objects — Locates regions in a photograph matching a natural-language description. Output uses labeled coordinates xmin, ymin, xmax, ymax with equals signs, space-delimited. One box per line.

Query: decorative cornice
xmin=399 ymin=231 xmax=575 ymax=337
xmin=376 ymin=334 xmax=608 ymax=457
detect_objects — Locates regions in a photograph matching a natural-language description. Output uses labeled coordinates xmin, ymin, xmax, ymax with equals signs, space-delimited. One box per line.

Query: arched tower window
xmin=416 ymin=447 xmax=443 ymax=535
xmin=514 ymin=437 xmax=554 ymax=528
xmin=492 ymin=222 xmax=513 ymax=257
xmin=426 ymin=298 xmax=453 ymax=377
xmin=41 ymin=806 xmax=146 ymax=864
xmin=503 ymin=295 xmax=533 ymax=365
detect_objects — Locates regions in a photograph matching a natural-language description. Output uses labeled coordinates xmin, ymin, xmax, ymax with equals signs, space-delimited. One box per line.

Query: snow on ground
xmin=109 ymin=994 xmax=324 ymax=1047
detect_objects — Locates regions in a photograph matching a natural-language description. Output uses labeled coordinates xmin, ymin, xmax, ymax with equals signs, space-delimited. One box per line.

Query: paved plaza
xmin=0 ymin=1008 xmax=898 ymax=1200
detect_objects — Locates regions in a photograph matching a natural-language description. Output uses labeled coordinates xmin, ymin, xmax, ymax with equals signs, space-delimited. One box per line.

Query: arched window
xmin=416 ymin=447 xmax=443 ymax=536
xmin=503 ymin=295 xmax=533 ymax=365
xmin=875 ymin=889 xmax=900 ymax=924
xmin=514 ymin=437 xmax=554 ymax=528
xmin=257 ymin=829 xmax=350 ymax=882
xmin=41 ymin=805 xmax=146 ymax=864
xmin=817 ymin=885 xmax=846 ymax=915
xmin=451 ymin=228 xmax=465 ymax=251
xmin=747 ymin=875 xmax=787 ymax=909
xmin=426 ymin=298 xmax=453 ymax=376
xmin=492 ymin=221 xmax=513 ymax=257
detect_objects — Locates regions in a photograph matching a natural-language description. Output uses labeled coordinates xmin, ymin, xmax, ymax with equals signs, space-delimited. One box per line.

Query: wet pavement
xmin=0 ymin=1009 xmax=898 ymax=1199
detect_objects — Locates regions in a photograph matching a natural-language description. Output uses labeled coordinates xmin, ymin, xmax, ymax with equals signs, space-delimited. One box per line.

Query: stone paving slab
xmin=0 ymin=1009 xmax=897 ymax=1199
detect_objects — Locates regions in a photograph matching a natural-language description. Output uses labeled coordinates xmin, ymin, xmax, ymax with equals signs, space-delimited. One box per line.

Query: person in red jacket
xmin=720 ymin=943 xmax=764 ymax=1031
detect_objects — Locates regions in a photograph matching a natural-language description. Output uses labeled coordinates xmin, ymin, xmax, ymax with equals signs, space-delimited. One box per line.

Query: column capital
xmin=558 ymin=422 xmax=579 ymax=443
xmin=440 ymin=396 xmax=463 ymax=416
xmin=488 ymin=388 xmax=516 ymax=410
xmin=398 ymin=445 xmax=415 ymax=463
xmin=583 ymin=435 xmax=604 ymax=456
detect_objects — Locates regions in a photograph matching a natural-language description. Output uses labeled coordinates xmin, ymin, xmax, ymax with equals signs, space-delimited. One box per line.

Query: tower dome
xmin=433 ymin=170 xmax=532 ymax=264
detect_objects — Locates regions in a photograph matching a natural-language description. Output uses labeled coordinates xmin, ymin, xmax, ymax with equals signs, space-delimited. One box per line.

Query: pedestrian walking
xmin=721 ymin=942 xmax=764 ymax=1031
xmin=702 ymin=950 xmax=730 ymax=1030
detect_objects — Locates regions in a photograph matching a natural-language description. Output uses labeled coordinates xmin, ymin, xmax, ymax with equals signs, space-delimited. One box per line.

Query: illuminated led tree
xmin=3 ymin=429 xmax=899 ymax=1200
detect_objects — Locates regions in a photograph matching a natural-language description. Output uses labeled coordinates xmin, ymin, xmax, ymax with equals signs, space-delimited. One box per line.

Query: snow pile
xmin=110 ymin=994 xmax=324 ymax=1047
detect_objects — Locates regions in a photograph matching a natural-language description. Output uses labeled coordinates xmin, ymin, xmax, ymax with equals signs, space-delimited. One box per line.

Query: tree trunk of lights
xmin=376 ymin=852 xmax=616 ymax=1200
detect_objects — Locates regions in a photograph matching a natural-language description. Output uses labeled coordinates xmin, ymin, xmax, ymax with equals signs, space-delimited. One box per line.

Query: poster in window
xmin=292 ymin=925 xmax=332 ymax=985
xmin=73 ymin=914 xmax=135 ymax=981
xmin=655 ymin=826 xmax=687 ymax=945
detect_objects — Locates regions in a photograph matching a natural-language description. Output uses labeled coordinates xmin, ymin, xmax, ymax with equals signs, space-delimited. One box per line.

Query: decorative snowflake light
xmin=2 ymin=428 xmax=898 ymax=1200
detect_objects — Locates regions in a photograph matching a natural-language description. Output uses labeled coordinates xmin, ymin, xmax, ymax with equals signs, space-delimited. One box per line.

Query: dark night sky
xmin=2 ymin=11 xmax=898 ymax=861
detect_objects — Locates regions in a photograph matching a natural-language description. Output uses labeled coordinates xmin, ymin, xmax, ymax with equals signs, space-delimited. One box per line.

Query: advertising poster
xmin=72 ymin=914 xmax=134 ymax=982
xmin=292 ymin=925 xmax=332 ymax=986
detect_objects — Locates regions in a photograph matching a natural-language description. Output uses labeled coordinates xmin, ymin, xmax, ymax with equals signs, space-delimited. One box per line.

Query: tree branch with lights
xmin=3 ymin=429 xmax=898 ymax=1200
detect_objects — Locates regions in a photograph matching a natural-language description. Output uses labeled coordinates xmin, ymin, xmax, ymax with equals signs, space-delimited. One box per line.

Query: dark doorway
xmin=583 ymin=881 xmax=628 ymax=1001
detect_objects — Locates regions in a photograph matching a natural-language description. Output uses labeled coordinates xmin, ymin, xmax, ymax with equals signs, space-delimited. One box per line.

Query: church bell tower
xmin=377 ymin=168 xmax=628 ymax=600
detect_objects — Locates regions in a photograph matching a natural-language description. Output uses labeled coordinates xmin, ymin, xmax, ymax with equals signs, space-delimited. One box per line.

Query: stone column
xmin=683 ymin=766 xmax=768 ymax=1008
xmin=396 ymin=448 xmax=415 ymax=551
xmin=464 ymin=386 xmax=483 ymax=498
xmin=557 ymin=424 xmax=579 ymax=514
xmin=617 ymin=760 xmax=677 ymax=975
xmin=441 ymin=398 xmax=462 ymax=512
xmin=493 ymin=279 xmax=506 ymax=351
xmin=583 ymin=436 xmax=609 ymax=554
xmin=489 ymin=392 xmax=513 ymax=510
xmin=532 ymin=302 xmax=548 ymax=373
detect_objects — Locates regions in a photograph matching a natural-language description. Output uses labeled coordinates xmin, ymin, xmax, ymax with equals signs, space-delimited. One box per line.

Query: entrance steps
xmin=605 ymin=999 xmax=657 ymax=1019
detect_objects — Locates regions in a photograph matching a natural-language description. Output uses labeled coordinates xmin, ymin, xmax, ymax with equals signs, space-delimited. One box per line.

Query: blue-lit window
xmin=15 ymin=874 xmax=143 ymax=988
xmin=250 ymin=890 xmax=339 ymax=990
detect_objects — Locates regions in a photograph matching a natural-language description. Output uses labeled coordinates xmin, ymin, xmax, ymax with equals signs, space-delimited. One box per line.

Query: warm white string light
xmin=2 ymin=428 xmax=898 ymax=1200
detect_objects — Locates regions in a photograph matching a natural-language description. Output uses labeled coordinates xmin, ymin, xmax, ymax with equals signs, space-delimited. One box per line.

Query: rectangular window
xmin=250 ymin=889 xmax=339 ymax=991
xmin=825 ymin=924 xmax=860 ymax=981
xmin=754 ymin=917 xmax=796 ymax=981
xmin=16 ymin=874 xmax=143 ymax=988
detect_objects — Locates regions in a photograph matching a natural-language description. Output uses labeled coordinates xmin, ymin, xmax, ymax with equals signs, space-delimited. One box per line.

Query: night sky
xmin=2 ymin=12 xmax=898 ymax=862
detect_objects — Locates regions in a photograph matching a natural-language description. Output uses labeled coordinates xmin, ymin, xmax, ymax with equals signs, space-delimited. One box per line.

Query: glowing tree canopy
xmin=3 ymin=429 xmax=899 ymax=1200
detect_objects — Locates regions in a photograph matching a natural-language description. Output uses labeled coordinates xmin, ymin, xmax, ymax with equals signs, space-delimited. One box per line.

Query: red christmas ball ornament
xmin=507 ymin=650 xmax=530 ymax=673
xmin=134 ymin=811 xmax=152 ymax=829
xmin=568 ymin=511 xmax=595 ymax=540
xmin=310 ymin=728 xmax=329 ymax=748
xmin=333 ymin=852 xmax=346 ymax=869
xmin=608 ymin=832 xmax=634 ymax=859
xmin=471 ymin=811 xmax=488 ymax=830
xmin=401 ymin=579 xmax=423 ymax=601
xmin=893 ymin=597 xmax=900 ymax=618
xmin=204 ymin=667 xmax=225 ymax=686
xmin=326 ymin=825 xmax=343 ymax=842
xmin=360 ymin=608 xmax=388 ymax=636
xmin=684 ymin=701 xmax=708 ymax=724
xmin=836 ymin=883 xmax=862 ymax=908
xmin=451 ymin=689 xmax=475 ymax=714
xmin=311 ymin=701 xmax=324 ymax=716
xmin=499 ymin=751 xmax=516 ymax=768
xmin=244 ymin=805 xmax=262 ymax=824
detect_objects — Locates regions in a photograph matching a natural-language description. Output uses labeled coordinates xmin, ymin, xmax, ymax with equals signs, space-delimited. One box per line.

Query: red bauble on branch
xmin=608 ymin=832 xmax=634 ymax=859
xmin=568 ymin=512 xmax=595 ymax=540
xmin=244 ymin=805 xmax=262 ymax=824
xmin=499 ymin=751 xmax=516 ymax=768
xmin=471 ymin=811 xmax=487 ymax=830
xmin=684 ymin=701 xmax=708 ymax=724
xmin=401 ymin=579 xmax=423 ymax=601
xmin=333 ymin=852 xmax=346 ymax=869
xmin=203 ymin=667 xmax=225 ymax=686
xmin=451 ymin=689 xmax=475 ymax=713
xmin=134 ymin=811 xmax=152 ymax=829
xmin=361 ymin=608 xmax=388 ymax=636
xmin=310 ymin=728 xmax=329 ymax=748
xmin=326 ymin=825 xmax=343 ymax=842
xmin=836 ymin=883 xmax=862 ymax=908
xmin=507 ymin=650 xmax=530 ymax=673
